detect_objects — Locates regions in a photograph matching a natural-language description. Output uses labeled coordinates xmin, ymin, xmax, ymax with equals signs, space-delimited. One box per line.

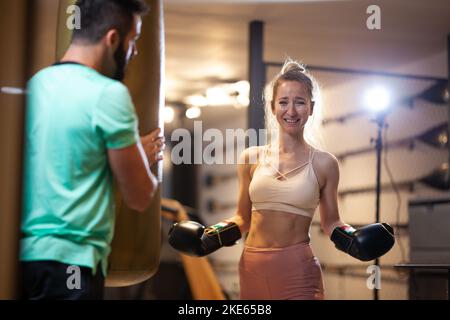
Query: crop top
xmin=248 ymin=145 xmax=320 ymax=218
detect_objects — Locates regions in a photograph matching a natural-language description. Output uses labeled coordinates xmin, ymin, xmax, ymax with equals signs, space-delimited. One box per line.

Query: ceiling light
xmin=186 ymin=106 xmax=201 ymax=119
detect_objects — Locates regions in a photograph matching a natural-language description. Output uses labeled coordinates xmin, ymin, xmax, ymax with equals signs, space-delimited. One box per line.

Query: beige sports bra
xmin=248 ymin=145 xmax=320 ymax=219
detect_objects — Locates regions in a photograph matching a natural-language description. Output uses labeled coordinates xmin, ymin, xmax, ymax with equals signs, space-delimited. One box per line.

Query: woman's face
xmin=272 ymin=80 xmax=313 ymax=136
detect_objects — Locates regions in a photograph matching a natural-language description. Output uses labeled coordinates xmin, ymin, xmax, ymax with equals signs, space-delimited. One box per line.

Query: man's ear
xmin=104 ymin=29 xmax=121 ymax=51
xmin=310 ymin=101 xmax=315 ymax=116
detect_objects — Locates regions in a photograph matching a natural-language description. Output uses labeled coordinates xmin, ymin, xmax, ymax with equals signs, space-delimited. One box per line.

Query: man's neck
xmin=60 ymin=43 xmax=105 ymax=75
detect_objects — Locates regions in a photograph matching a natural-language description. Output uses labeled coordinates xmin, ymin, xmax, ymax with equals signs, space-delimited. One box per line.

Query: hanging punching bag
xmin=1 ymin=0 xmax=67 ymax=299
xmin=55 ymin=0 xmax=75 ymax=61
xmin=105 ymin=0 xmax=164 ymax=287
xmin=0 ymin=0 xmax=28 ymax=300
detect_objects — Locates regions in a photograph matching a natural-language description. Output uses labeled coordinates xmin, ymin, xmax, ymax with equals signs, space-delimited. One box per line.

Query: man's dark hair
xmin=72 ymin=0 xmax=149 ymax=43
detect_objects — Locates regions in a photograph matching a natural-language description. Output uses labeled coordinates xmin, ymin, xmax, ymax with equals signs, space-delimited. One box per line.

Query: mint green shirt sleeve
xmin=93 ymin=81 xmax=139 ymax=149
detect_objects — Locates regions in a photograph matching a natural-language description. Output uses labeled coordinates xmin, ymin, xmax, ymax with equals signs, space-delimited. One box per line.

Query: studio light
xmin=364 ymin=86 xmax=390 ymax=113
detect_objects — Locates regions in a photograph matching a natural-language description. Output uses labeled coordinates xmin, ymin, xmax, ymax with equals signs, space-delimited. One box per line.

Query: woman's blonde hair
xmin=264 ymin=58 xmax=324 ymax=150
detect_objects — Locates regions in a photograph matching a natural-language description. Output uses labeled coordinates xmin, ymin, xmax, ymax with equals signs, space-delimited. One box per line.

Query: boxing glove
xmin=331 ymin=223 xmax=395 ymax=261
xmin=168 ymin=220 xmax=241 ymax=257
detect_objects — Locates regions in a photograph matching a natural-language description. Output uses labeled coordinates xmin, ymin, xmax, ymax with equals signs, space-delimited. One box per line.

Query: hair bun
xmin=281 ymin=59 xmax=306 ymax=74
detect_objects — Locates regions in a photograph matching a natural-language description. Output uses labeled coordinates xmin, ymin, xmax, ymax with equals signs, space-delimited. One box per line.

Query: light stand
xmin=364 ymin=86 xmax=390 ymax=301
xmin=373 ymin=111 xmax=388 ymax=301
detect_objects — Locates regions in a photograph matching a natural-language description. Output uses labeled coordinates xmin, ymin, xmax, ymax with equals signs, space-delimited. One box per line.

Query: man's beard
xmin=113 ymin=41 xmax=127 ymax=81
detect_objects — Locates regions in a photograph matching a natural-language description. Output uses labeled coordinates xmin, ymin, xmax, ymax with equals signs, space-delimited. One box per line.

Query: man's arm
xmin=108 ymin=128 xmax=164 ymax=212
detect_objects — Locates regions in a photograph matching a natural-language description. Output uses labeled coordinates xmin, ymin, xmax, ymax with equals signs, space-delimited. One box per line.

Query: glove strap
xmin=205 ymin=220 xmax=241 ymax=246
xmin=331 ymin=224 xmax=356 ymax=252
xmin=338 ymin=224 xmax=356 ymax=235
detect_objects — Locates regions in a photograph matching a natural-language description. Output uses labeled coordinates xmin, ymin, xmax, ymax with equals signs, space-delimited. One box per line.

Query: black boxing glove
xmin=168 ymin=219 xmax=241 ymax=257
xmin=331 ymin=223 xmax=395 ymax=261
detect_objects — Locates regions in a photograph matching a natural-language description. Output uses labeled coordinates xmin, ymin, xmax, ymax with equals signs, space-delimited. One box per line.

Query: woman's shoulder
xmin=312 ymin=148 xmax=339 ymax=172
xmin=239 ymin=145 xmax=266 ymax=164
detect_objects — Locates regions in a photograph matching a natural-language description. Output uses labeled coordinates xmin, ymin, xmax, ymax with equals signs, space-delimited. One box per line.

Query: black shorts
xmin=20 ymin=260 xmax=104 ymax=300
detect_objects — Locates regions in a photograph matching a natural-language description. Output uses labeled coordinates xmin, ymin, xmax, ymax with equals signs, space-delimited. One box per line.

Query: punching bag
xmin=105 ymin=0 xmax=164 ymax=287
xmin=56 ymin=0 xmax=76 ymax=61
xmin=0 ymin=0 xmax=28 ymax=300
xmin=0 ymin=0 xmax=64 ymax=299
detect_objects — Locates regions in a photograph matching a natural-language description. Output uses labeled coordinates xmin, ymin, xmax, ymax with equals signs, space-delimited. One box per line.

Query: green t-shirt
xmin=21 ymin=63 xmax=139 ymax=276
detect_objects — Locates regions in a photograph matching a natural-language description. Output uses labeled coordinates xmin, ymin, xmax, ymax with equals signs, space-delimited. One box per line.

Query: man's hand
xmin=141 ymin=128 xmax=165 ymax=165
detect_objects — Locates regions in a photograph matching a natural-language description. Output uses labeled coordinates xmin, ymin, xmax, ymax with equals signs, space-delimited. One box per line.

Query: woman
xmin=235 ymin=59 xmax=330 ymax=299
xmin=168 ymin=59 xmax=394 ymax=300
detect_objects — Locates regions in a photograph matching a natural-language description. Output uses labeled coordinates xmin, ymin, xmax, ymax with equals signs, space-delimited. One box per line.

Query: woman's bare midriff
xmin=245 ymin=210 xmax=312 ymax=248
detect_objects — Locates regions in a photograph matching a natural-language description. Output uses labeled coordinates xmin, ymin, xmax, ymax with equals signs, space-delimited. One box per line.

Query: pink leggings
xmin=239 ymin=241 xmax=324 ymax=300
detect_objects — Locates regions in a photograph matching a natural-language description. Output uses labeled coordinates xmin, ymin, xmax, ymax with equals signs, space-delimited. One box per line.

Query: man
xmin=20 ymin=0 xmax=163 ymax=299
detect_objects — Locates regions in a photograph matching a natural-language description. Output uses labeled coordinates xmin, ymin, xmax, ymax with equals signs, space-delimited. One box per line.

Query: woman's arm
xmin=225 ymin=147 xmax=256 ymax=235
xmin=317 ymin=152 xmax=395 ymax=261
xmin=318 ymin=152 xmax=347 ymax=237
xmin=167 ymin=147 xmax=256 ymax=256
